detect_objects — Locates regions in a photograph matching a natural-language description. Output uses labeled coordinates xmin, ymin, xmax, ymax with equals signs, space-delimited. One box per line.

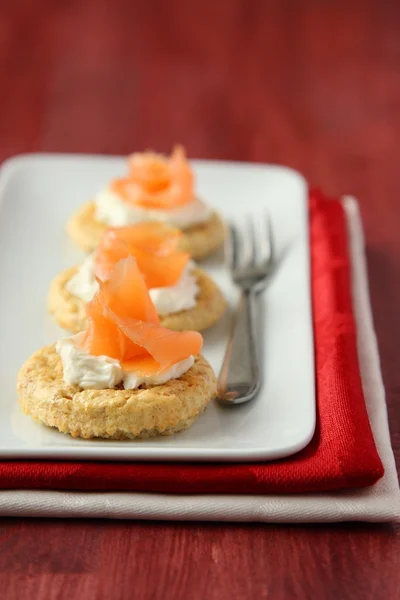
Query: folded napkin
xmin=0 ymin=196 xmax=399 ymax=521
xmin=0 ymin=191 xmax=388 ymax=498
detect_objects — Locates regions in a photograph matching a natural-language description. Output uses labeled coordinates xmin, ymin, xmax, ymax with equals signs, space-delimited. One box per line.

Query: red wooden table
xmin=1 ymin=1 xmax=399 ymax=598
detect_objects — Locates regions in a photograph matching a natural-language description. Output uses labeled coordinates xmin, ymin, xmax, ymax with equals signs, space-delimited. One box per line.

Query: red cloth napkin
xmin=2 ymin=190 xmax=384 ymax=494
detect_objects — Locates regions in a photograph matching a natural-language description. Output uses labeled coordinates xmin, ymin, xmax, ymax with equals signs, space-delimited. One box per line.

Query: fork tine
xmin=246 ymin=215 xmax=257 ymax=266
xmin=227 ymin=213 xmax=273 ymax=273
xmin=235 ymin=215 xmax=255 ymax=268
xmin=258 ymin=213 xmax=273 ymax=264
xmin=225 ymin=223 xmax=238 ymax=269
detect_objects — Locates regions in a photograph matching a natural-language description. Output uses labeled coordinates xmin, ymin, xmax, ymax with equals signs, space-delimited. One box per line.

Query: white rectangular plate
xmin=0 ymin=154 xmax=315 ymax=462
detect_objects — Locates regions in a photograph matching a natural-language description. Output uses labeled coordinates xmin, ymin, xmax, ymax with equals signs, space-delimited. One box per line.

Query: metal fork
xmin=217 ymin=215 xmax=273 ymax=405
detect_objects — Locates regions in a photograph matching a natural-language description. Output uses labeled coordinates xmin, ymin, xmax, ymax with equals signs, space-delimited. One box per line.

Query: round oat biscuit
xmin=67 ymin=200 xmax=225 ymax=259
xmin=48 ymin=267 xmax=87 ymax=333
xmin=17 ymin=346 xmax=216 ymax=440
xmin=48 ymin=267 xmax=226 ymax=334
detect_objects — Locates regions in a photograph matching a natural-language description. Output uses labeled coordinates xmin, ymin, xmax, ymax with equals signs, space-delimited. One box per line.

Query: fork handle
xmin=217 ymin=289 xmax=261 ymax=405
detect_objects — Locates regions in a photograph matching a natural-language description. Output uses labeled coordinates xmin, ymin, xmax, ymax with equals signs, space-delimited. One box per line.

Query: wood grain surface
xmin=1 ymin=0 xmax=400 ymax=598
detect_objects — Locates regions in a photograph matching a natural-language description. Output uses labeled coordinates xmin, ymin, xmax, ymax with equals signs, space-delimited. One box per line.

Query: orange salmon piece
xmin=120 ymin=320 xmax=203 ymax=373
xmin=78 ymin=256 xmax=203 ymax=372
xmin=112 ymin=145 xmax=194 ymax=210
xmin=102 ymin=257 xmax=160 ymax=325
xmin=79 ymin=295 xmax=125 ymax=359
xmin=94 ymin=223 xmax=190 ymax=288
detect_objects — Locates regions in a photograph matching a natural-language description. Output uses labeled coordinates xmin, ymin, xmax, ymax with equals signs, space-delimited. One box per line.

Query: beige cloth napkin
xmin=0 ymin=198 xmax=399 ymax=522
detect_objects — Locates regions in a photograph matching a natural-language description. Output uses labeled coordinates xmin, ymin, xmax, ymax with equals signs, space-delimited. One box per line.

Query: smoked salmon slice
xmin=94 ymin=222 xmax=190 ymax=288
xmin=101 ymin=257 xmax=160 ymax=325
xmin=119 ymin=320 xmax=203 ymax=372
xmin=111 ymin=145 xmax=194 ymax=210
xmin=80 ymin=294 xmax=126 ymax=360
xmin=101 ymin=222 xmax=182 ymax=254
xmin=79 ymin=256 xmax=203 ymax=376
